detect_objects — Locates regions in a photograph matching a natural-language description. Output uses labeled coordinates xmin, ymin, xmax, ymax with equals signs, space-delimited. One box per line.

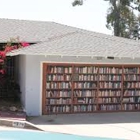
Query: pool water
xmin=0 ymin=130 xmax=125 ymax=140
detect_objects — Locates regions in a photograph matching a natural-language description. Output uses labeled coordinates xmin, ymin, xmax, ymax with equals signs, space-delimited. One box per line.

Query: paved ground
xmin=28 ymin=112 xmax=140 ymax=140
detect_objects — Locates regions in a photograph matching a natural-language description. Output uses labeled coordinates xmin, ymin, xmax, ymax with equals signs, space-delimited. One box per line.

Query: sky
xmin=0 ymin=0 xmax=112 ymax=35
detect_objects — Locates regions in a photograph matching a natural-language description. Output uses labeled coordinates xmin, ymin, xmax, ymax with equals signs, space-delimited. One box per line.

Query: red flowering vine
xmin=0 ymin=38 xmax=29 ymax=75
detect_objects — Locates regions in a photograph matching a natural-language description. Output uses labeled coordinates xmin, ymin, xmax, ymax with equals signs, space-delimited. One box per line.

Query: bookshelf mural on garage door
xmin=42 ymin=63 xmax=140 ymax=114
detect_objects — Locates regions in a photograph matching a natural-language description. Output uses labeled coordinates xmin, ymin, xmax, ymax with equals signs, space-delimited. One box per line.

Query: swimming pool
xmin=0 ymin=130 xmax=125 ymax=140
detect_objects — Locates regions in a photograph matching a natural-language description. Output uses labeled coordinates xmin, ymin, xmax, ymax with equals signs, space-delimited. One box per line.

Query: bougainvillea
xmin=0 ymin=37 xmax=29 ymax=75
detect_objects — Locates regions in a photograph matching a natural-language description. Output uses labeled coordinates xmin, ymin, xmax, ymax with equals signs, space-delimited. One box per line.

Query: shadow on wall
xmin=28 ymin=112 xmax=140 ymax=125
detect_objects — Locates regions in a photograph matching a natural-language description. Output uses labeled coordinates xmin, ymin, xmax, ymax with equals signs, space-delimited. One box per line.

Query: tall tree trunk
xmin=112 ymin=0 xmax=121 ymax=36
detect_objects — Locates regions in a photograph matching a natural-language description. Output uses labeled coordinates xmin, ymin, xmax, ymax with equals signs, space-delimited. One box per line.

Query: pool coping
xmin=0 ymin=118 xmax=44 ymax=131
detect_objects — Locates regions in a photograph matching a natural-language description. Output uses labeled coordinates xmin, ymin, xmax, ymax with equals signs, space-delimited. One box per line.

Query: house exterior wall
xmin=19 ymin=55 xmax=140 ymax=116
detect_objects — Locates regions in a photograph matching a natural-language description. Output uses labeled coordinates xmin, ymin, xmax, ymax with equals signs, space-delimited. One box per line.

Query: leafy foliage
xmin=0 ymin=37 xmax=29 ymax=74
xmin=72 ymin=0 xmax=83 ymax=6
xmin=0 ymin=38 xmax=29 ymax=99
xmin=106 ymin=0 xmax=140 ymax=38
xmin=72 ymin=0 xmax=140 ymax=39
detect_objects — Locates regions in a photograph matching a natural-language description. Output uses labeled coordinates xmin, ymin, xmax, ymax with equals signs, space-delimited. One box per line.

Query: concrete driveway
xmin=28 ymin=112 xmax=140 ymax=140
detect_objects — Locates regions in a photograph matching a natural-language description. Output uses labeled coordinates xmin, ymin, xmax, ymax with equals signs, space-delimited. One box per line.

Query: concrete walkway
xmin=0 ymin=126 xmax=18 ymax=130
xmin=28 ymin=112 xmax=140 ymax=140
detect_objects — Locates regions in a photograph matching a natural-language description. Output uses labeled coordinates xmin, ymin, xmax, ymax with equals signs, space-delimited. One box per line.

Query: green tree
xmin=72 ymin=0 xmax=140 ymax=39
xmin=72 ymin=0 xmax=83 ymax=6
xmin=106 ymin=0 xmax=140 ymax=38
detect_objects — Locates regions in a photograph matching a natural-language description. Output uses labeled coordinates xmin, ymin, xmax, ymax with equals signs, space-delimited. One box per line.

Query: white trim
xmin=40 ymin=60 xmax=140 ymax=65
xmin=40 ymin=62 xmax=43 ymax=116
xmin=7 ymin=52 xmax=140 ymax=59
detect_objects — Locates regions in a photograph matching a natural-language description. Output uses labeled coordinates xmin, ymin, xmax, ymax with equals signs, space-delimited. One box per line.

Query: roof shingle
xmin=7 ymin=30 xmax=140 ymax=58
xmin=0 ymin=18 xmax=78 ymax=42
xmin=2 ymin=18 xmax=140 ymax=58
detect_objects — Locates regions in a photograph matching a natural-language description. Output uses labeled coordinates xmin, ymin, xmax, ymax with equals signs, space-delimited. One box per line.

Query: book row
xmin=46 ymin=82 xmax=71 ymax=89
xmin=124 ymin=75 xmax=140 ymax=81
xmin=46 ymin=90 xmax=140 ymax=98
xmin=46 ymin=105 xmax=97 ymax=113
xmin=46 ymin=81 xmax=140 ymax=88
xmin=124 ymin=68 xmax=140 ymax=74
xmin=122 ymin=104 xmax=140 ymax=110
xmin=47 ymin=90 xmax=97 ymax=98
xmin=99 ymin=67 xmax=122 ymax=74
xmin=46 ymin=105 xmax=71 ymax=113
xmin=98 ymin=98 xmax=120 ymax=103
xmin=47 ymin=66 xmax=72 ymax=74
xmin=73 ymin=98 xmax=95 ymax=104
xmin=122 ymin=97 xmax=140 ymax=103
xmin=99 ymin=82 xmax=121 ymax=88
xmin=47 ymin=66 xmax=140 ymax=74
xmin=45 ymin=104 xmax=140 ymax=113
xmin=46 ymin=97 xmax=140 ymax=105
xmin=124 ymin=82 xmax=140 ymax=88
xmin=46 ymin=74 xmax=140 ymax=81
xmin=74 ymin=67 xmax=98 ymax=74
xmin=74 ymin=74 xmax=98 ymax=81
xmin=74 ymin=82 xmax=97 ymax=88
xmin=47 ymin=91 xmax=71 ymax=97
xmin=99 ymin=67 xmax=140 ymax=74
xmin=47 ymin=74 xmax=72 ymax=81
xmin=46 ymin=99 xmax=71 ymax=104
xmin=99 ymin=75 xmax=122 ymax=81
xmin=98 ymin=104 xmax=121 ymax=111
xmin=74 ymin=90 xmax=96 ymax=97
xmin=47 ymin=74 xmax=140 ymax=81
xmin=98 ymin=90 xmax=121 ymax=97
xmin=73 ymin=105 xmax=97 ymax=112
xmin=123 ymin=90 xmax=140 ymax=96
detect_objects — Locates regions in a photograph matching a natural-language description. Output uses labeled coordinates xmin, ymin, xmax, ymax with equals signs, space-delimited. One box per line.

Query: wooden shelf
xmin=96 ymin=110 xmax=122 ymax=112
xmin=98 ymin=102 xmax=120 ymax=105
xmin=47 ymin=80 xmax=72 ymax=82
xmin=46 ymin=110 xmax=140 ymax=115
xmin=74 ymin=73 xmax=98 ymax=75
xmin=74 ymin=88 xmax=97 ymax=90
xmin=98 ymin=96 xmax=121 ymax=98
xmin=73 ymin=111 xmax=94 ymax=113
xmin=73 ymin=103 xmax=97 ymax=105
xmin=124 ymin=80 xmax=139 ymax=82
xmin=121 ymin=110 xmax=140 ymax=112
xmin=74 ymin=96 xmax=96 ymax=98
xmin=47 ymin=97 xmax=71 ymax=99
xmin=124 ymin=73 xmax=140 ymax=75
xmin=73 ymin=80 xmax=97 ymax=82
xmin=98 ymin=73 xmax=122 ymax=75
xmin=46 ymin=88 xmax=72 ymax=90
xmin=46 ymin=104 xmax=71 ymax=106
xmin=42 ymin=63 xmax=140 ymax=115
xmin=99 ymin=88 xmax=122 ymax=90
xmin=99 ymin=80 xmax=121 ymax=82
xmin=47 ymin=73 xmax=72 ymax=75
xmin=122 ymin=102 xmax=140 ymax=104
xmin=124 ymin=88 xmax=140 ymax=89
xmin=46 ymin=112 xmax=72 ymax=114
xmin=123 ymin=95 xmax=140 ymax=97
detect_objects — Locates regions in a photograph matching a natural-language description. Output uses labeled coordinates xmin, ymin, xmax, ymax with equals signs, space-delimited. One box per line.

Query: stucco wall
xmin=18 ymin=55 xmax=140 ymax=116
xmin=16 ymin=55 xmax=26 ymax=111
